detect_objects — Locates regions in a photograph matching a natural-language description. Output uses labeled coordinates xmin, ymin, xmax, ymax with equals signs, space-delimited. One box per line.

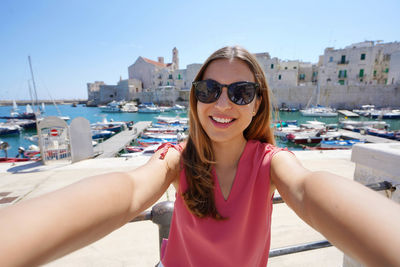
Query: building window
xmin=360 ymin=53 xmax=366 ymax=60
xmin=341 ymin=55 xmax=346 ymax=63
xmin=293 ymin=66 xmax=297 ymax=69
xmin=385 ymin=68 xmax=389 ymax=73
xmin=284 ymin=67 xmax=288 ymax=70
xmin=270 ymin=64 xmax=274 ymax=69
xmin=313 ymin=71 xmax=318 ymax=77
xmin=278 ymin=74 xmax=282 ymax=80
xmin=338 ymin=70 xmax=347 ymax=78
xmin=299 ymin=74 xmax=305 ymax=80
xmin=178 ymin=74 xmax=182 ymax=80
xmin=359 ymin=69 xmax=364 ymax=78
xmin=168 ymin=74 xmax=173 ymax=79
xmin=338 ymin=80 xmax=345 ymax=85
xmin=329 ymin=56 xmax=333 ymax=62
xmin=373 ymin=70 xmax=377 ymax=77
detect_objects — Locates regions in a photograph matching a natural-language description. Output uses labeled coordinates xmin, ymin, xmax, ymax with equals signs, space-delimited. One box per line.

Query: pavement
xmin=0 ymin=149 xmax=356 ymax=266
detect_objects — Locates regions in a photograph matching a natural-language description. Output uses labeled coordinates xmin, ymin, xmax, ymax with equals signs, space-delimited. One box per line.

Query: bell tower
xmin=172 ymin=47 xmax=179 ymax=70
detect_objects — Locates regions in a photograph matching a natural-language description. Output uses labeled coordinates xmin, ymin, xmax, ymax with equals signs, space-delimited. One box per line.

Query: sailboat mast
xmin=28 ymin=56 xmax=39 ymax=113
xmin=28 ymin=80 xmax=35 ymax=108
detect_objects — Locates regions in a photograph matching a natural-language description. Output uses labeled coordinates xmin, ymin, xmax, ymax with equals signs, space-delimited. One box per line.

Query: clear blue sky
xmin=1 ymin=0 xmax=399 ymax=100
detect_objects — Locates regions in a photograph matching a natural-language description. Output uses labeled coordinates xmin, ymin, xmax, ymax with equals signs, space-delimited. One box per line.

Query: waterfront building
xmin=255 ymin=53 xmax=316 ymax=88
xmin=318 ymin=41 xmax=400 ymax=86
xmin=87 ymin=41 xmax=400 ymax=108
xmin=87 ymin=81 xmax=105 ymax=106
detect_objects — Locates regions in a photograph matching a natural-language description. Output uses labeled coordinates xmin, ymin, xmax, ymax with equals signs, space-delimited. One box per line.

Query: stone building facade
xmin=87 ymin=42 xmax=400 ymax=108
xmin=318 ymin=41 xmax=400 ymax=86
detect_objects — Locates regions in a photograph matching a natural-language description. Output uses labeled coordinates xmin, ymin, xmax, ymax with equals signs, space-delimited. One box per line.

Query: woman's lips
xmin=209 ymin=116 xmax=236 ymax=128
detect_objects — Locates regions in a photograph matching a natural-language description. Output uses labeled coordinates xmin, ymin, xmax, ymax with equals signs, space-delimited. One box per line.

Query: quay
xmin=337 ymin=110 xmax=359 ymax=117
xmin=94 ymin=121 xmax=152 ymax=158
xmin=338 ymin=129 xmax=400 ymax=143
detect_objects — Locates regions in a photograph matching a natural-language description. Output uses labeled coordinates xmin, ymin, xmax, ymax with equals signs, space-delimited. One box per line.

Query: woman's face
xmin=196 ymin=58 xmax=260 ymax=145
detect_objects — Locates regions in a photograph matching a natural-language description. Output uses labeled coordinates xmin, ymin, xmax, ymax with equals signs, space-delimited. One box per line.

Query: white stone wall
xmin=271 ymin=84 xmax=400 ymax=109
xmin=99 ymin=85 xmax=118 ymax=104
xmin=87 ymin=81 xmax=105 ymax=104
xmin=388 ymin=51 xmax=400 ymax=85
xmin=116 ymin=79 xmax=142 ymax=101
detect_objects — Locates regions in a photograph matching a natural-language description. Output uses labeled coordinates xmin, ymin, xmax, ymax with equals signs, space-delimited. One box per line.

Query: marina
xmin=1 ymin=104 xmax=400 ymax=159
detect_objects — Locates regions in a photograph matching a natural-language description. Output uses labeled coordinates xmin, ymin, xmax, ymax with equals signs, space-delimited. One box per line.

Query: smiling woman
xmin=0 ymin=46 xmax=399 ymax=267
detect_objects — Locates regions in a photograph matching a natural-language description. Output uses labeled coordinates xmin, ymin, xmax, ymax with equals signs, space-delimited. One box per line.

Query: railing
xmin=129 ymin=180 xmax=397 ymax=258
xmin=337 ymin=60 xmax=349 ymax=64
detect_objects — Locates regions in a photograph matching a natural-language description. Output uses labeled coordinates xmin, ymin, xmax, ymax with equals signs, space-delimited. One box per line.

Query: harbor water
xmin=1 ymin=104 xmax=400 ymax=157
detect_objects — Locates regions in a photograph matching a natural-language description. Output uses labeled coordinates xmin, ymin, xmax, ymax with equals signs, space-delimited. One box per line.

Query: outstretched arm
xmin=271 ymin=151 xmax=400 ymax=267
xmin=0 ymin=148 xmax=180 ymax=267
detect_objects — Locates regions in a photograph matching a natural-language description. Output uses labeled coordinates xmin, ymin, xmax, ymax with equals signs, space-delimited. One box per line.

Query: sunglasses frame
xmin=192 ymin=79 xmax=260 ymax=105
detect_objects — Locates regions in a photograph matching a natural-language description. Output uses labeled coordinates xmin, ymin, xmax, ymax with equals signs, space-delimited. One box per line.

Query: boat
xmin=170 ymin=104 xmax=186 ymax=112
xmin=320 ymin=139 xmax=365 ymax=149
xmin=286 ymin=130 xmax=341 ymax=144
xmin=138 ymin=103 xmax=161 ymax=113
xmin=352 ymin=105 xmax=376 ymax=116
xmin=121 ymin=144 xmax=160 ymax=157
xmin=91 ymin=118 xmax=127 ymax=133
xmin=120 ymin=102 xmax=138 ymax=113
xmin=91 ymin=129 xmax=115 ymax=140
xmin=0 ymin=123 xmax=22 ymax=136
xmin=300 ymin=106 xmax=338 ymax=117
xmin=300 ymin=81 xmax=337 ymax=117
xmin=99 ymin=100 xmax=124 ymax=113
xmin=369 ymin=109 xmax=400 ymax=119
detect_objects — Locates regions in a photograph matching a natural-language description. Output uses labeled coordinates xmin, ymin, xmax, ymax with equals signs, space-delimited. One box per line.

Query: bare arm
xmin=271 ymin=151 xmax=400 ymax=267
xmin=0 ymin=148 xmax=180 ymax=267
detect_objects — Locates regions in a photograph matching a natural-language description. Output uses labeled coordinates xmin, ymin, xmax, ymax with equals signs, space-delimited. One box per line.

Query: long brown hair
xmin=181 ymin=46 xmax=275 ymax=219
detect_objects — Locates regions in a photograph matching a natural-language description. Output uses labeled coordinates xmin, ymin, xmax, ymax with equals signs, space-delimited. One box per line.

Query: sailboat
xmin=300 ymin=80 xmax=338 ymax=117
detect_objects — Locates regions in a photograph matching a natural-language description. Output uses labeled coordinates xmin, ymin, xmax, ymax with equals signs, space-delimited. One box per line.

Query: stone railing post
xmin=343 ymin=143 xmax=400 ymax=267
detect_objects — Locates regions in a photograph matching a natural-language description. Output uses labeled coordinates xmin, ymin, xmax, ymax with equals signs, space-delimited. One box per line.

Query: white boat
xmin=138 ymin=106 xmax=161 ymax=113
xmin=99 ymin=100 xmax=124 ymax=113
xmin=301 ymin=81 xmax=337 ymax=117
xmin=300 ymin=106 xmax=338 ymax=117
xmin=120 ymin=102 xmax=138 ymax=113
xmin=170 ymin=104 xmax=186 ymax=111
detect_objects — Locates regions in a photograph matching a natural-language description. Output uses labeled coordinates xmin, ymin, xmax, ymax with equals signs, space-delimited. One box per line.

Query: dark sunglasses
xmin=192 ymin=79 xmax=260 ymax=105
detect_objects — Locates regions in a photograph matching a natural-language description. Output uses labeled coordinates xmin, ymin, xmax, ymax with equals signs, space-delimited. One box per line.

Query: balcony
xmin=337 ymin=60 xmax=349 ymax=65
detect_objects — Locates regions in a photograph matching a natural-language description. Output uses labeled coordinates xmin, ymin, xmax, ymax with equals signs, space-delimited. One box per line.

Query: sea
xmin=1 ymin=104 xmax=400 ymax=157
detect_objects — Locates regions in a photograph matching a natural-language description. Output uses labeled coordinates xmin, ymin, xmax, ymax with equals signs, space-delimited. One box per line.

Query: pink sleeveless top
xmin=161 ymin=140 xmax=286 ymax=267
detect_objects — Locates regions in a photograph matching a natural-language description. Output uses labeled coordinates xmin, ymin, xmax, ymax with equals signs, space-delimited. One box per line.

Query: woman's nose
xmin=215 ymin=87 xmax=232 ymax=110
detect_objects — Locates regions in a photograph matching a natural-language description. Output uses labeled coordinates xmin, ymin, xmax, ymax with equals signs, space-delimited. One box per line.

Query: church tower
xmin=172 ymin=47 xmax=179 ymax=70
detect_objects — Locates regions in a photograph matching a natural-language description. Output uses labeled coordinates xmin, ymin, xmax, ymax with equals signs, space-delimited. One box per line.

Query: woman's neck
xmin=212 ymin=137 xmax=247 ymax=169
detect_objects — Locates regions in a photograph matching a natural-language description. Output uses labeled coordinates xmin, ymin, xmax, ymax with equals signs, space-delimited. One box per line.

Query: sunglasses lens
xmin=194 ymin=80 xmax=220 ymax=103
xmin=229 ymin=83 xmax=257 ymax=105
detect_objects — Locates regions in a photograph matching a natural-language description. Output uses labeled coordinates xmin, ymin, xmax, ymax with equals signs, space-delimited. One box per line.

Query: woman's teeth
xmin=211 ymin=116 xmax=234 ymax=123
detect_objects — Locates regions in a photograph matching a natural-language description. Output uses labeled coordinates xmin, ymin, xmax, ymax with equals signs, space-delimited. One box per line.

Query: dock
xmin=338 ymin=129 xmax=399 ymax=143
xmin=94 ymin=121 xmax=152 ymax=158
xmin=337 ymin=110 xmax=359 ymax=117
